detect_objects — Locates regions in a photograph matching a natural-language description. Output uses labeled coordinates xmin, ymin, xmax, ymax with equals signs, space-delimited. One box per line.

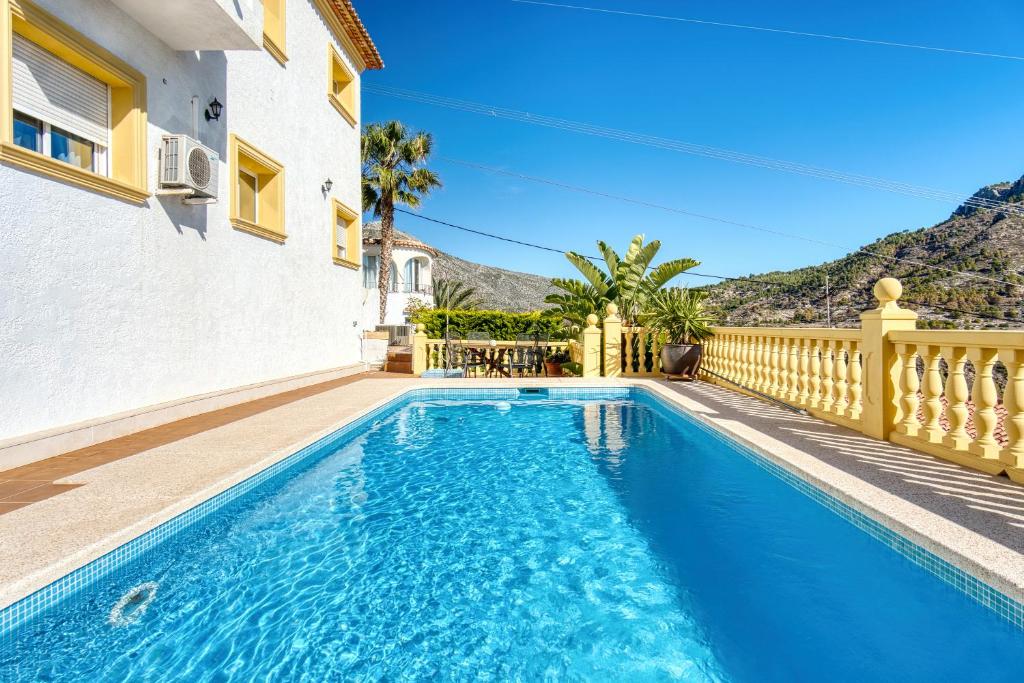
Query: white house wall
xmin=359 ymin=243 xmax=434 ymax=328
xmin=0 ymin=0 xmax=366 ymax=441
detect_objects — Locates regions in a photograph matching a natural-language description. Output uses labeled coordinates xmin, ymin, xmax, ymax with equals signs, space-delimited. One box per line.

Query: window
xmin=229 ymin=134 xmax=285 ymax=242
xmin=1 ymin=0 xmax=148 ymax=202
xmin=263 ymin=0 xmax=287 ymax=64
xmin=362 ymin=254 xmax=378 ymax=288
xmin=404 ymin=259 xmax=423 ymax=293
xmin=331 ymin=199 xmax=359 ymax=267
xmin=327 ymin=43 xmax=356 ymax=125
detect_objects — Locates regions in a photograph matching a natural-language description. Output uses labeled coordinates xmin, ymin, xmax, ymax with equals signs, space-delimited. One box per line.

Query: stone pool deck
xmin=1 ymin=375 xmax=1023 ymax=616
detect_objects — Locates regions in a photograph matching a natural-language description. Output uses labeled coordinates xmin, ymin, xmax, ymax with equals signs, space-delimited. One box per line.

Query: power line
xmin=364 ymin=84 xmax=1023 ymax=216
xmin=510 ymin=0 xmax=1024 ymax=61
xmin=393 ymin=209 xmax=1022 ymax=323
xmin=393 ymin=208 xmax=778 ymax=285
xmin=438 ymin=156 xmax=1023 ymax=287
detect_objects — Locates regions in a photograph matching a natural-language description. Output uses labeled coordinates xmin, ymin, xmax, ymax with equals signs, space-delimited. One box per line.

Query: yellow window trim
xmin=229 ymin=134 xmax=286 ymax=243
xmin=0 ymin=0 xmax=149 ymax=203
xmin=327 ymin=43 xmax=356 ymax=127
xmin=263 ymin=0 xmax=287 ymax=65
xmin=332 ymin=198 xmax=360 ymax=268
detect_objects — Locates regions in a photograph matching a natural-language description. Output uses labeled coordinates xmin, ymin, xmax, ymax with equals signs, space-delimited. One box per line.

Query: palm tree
xmin=432 ymin=276 xmax=482 ymax=310
xmin=547 ymin=234 xmax=699 ymax=326
xmin=362 ymin=121 xmax=442 ymax=324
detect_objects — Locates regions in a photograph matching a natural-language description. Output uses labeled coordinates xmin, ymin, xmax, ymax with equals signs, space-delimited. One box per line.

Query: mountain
xmin=703 ymin=175 xmax=1024 ymax=329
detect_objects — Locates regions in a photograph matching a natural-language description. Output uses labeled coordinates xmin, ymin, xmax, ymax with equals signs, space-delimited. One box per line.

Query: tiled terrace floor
xmin=0 ymin=371 xmax=410 ymax=515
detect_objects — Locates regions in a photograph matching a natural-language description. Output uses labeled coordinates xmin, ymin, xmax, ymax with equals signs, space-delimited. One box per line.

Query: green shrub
xmin=409 ymin=308 xmax=564 ymax=339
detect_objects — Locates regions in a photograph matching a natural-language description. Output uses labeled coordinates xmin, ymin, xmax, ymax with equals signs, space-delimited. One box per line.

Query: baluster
xmin=752 ymin=335 xmax=762 ymax=389
xmin=797 ymin=338 xmax=810 ymax=405
xmin=919 ymin=346 xmax=945 ymax=443
xmin=776 ymin=337 xmax=789 ymax=399
xmin=941 ymin=346 xmax=970 ymax=450
xmin=739 ymin=336 xmax=751 ymax=387
xmin=895 ymin=343 xmax=920 ymax=436
xmin=833 ymin=342 xmax=849 ymax=417
xmin=650 ymin=330 xmax=661 ymax=375
xmin=1001 ymin=349 xmax=1024 ymax=471
xmin=730 ymin=334 xmax=740 ymax=383
xmin=624 ymin=328 xmax=635 ymax=376
xmin=768 ymin=336 xmax=781 ymax=396
xmin=723 ymin=335 xmax=733 ymax=382
xmin=761 ymin=335 xmax=772 ymax=392
xmin=808 ymin=340 xmax=822 ymax=408
xmin=968 ymin=348 xmax=1000 ymax=460
xmin=787 ymin=338 xmax=801 ymax=402
xmin=847 ymin=341 xmax=862 ymax=420
xmin=820 ymin=340 xmax=835 ymax=412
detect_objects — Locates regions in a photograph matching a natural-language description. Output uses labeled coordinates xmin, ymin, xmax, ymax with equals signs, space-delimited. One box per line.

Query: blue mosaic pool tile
xmin=2 ymin=387 xmax=1022 ymax=639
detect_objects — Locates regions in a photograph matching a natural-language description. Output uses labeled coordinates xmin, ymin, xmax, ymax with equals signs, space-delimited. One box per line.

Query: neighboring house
xmin=0 ymin=0 xmax=382 ymax=463
xmin=361 ymin=222 xmax=436 ymax=327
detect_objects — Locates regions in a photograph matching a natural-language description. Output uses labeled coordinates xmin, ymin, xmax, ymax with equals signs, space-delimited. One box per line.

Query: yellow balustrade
xmin=888 ymin=329 xmax=1024 ymax=478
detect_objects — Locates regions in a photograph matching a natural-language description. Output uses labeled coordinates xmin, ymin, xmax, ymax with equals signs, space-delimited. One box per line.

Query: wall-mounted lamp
xmin=322 ymin=178 xmax=333 ymax=193
xmin=204 ymin=97 xmax=223 ymax=122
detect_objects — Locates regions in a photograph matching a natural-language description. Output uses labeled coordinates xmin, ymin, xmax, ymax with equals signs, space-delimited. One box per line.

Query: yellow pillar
xmin=602 ymin=303 xmax=622 ymax=377
xmin=581 ymin=314 xmax=602 ymax=378
xmin=858 ymin=278 xmax=917 ymax=440
xmin=412 ymin=323 xmax=428 ymax=376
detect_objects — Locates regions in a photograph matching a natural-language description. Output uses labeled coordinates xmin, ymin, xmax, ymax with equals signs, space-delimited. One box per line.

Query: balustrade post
xmin=412 ymin=324 xmax=428 ymax=376
xmin=858 ymin=278 xmax=918 ymax=440
xmin=967 ymin=347 xmax=1000 ymax=460
xmin=581 ymin=314 xmax=602 ymax=378
xmin=942 ymin=346 xmax=971 ymax=451
xmin=602 ymin=303 xmax=622 ymax=377
xmin=1001 ymin=349 xmax=1024 ymax=475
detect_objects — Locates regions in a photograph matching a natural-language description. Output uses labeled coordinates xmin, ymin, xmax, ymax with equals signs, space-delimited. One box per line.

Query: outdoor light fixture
xmin=204 ymin=97 xmax=223 ymax=122
xmin=322 ymin=178 xmax=333 ymax=193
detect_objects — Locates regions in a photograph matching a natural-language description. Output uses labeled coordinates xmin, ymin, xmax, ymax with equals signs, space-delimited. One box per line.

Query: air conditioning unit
xmin=159 ymin=134 xmax=218 ymax=200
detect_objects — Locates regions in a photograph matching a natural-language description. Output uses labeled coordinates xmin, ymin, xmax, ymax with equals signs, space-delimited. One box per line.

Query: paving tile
xmin=3 ymin=483 xmax=82 ymax=503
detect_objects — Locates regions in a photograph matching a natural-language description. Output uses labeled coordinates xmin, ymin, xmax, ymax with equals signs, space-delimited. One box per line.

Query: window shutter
xmin=12 ymin=34 xmax=110 ymax=147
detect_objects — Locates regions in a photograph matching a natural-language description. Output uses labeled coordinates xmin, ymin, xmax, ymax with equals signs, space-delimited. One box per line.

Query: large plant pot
xmin=661 ymin=343 xmax=702 ymax=378
xmin=545 ymin=361 xmax=564 ymax=377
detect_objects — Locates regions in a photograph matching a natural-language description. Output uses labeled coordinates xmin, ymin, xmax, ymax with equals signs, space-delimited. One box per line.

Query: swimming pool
xmin=0 ymin=388 xmax=1021 ymax=680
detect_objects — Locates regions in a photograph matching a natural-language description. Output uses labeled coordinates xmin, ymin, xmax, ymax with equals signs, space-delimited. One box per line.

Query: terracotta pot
xmin=661 ymin=343 xmax=702 ymax=378
xmin=545 ymin=361 xmax=564 ymax=377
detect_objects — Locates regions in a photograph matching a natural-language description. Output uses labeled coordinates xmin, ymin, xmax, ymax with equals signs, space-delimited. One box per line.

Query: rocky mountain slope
xmin=703 ymin=175 xmax=1024 ymax=329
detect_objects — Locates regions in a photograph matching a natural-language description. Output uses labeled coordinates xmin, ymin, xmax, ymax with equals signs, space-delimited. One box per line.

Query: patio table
xmin=464 ymin=343 xmax=510 ymax=378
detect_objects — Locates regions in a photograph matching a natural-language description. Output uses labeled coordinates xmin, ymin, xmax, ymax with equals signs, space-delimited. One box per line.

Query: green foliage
xmin=409 ymin=308 xmax=564 ymax=339
xmin=432 ymin=276 xmax=481 ymax=310
xmin=547 ymin=234 xmax=700 ymax=328
xmin=641 ymin=288 xmax=716 ymax=344
xmin=361 ymin=121 xmax=442 ymax=216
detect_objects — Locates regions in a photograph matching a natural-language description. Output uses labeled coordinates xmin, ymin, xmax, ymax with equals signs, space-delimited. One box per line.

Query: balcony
xmin=109 ymin=0 xmax=262 ymax=51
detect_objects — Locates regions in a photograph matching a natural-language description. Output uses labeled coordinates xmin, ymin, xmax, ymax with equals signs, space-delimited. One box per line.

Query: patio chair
xmin=507 ymin=333 xmax=542 ymax=378
xmin=463 ymin=330 xmax=491 ymax=377
xmin=441 ymin=326 xmax=468 ymax=377
xmin=534 ymin=333 xmax=551 ymax=376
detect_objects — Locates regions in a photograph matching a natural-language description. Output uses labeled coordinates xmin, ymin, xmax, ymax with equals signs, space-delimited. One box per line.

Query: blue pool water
xmin=1 ymin=390 xmax=1021 ymax=681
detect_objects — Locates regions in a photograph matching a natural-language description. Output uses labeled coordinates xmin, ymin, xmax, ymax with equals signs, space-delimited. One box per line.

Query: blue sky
xmin=356 ymin=0 xmax=1024 ymax=285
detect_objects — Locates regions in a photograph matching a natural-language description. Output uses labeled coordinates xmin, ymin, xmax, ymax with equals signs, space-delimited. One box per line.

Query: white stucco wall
xmin=360 ymin=243 xmax=434 ymax=328
xmin=0 ymin=0 xmax=367 ymax=440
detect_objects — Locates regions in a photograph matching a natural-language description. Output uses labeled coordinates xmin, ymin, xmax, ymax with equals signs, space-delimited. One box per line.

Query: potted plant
xmin=643 ymin=288 xmax=715 ymax=379
xmin=545 ymin=349 xmax=571 ymax=377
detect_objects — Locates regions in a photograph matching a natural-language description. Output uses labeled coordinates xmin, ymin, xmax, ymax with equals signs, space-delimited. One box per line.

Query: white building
xmin=0 ymin=0 xmax=382 ymax=467
xmin=360 ymin=223 xmax=436 ymax=328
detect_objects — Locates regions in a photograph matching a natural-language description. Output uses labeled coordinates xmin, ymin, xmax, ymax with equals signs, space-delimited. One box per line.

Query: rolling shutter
xmin=12 ymin=34 xmax=109 ymax=147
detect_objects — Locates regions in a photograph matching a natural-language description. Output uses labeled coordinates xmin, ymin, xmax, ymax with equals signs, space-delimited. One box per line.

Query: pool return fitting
xmin=108 ymin=581 xmax=159 ymax=627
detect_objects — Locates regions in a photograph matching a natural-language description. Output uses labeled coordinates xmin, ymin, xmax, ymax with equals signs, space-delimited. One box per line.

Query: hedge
xmin=409 ymin=308 xmax=565 ymax=339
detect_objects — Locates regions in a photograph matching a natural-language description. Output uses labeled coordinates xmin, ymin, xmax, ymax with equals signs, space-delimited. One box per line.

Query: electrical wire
xmin=364 ymin=84 xmax=1023 ymax=216
xmin=438 ymin=156 xmax=1023 ymax=286
xmin=393 ymin=209 xmax=1021 ymax=322
xmin=510 ymin=0 xmax=1024 ymax=62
